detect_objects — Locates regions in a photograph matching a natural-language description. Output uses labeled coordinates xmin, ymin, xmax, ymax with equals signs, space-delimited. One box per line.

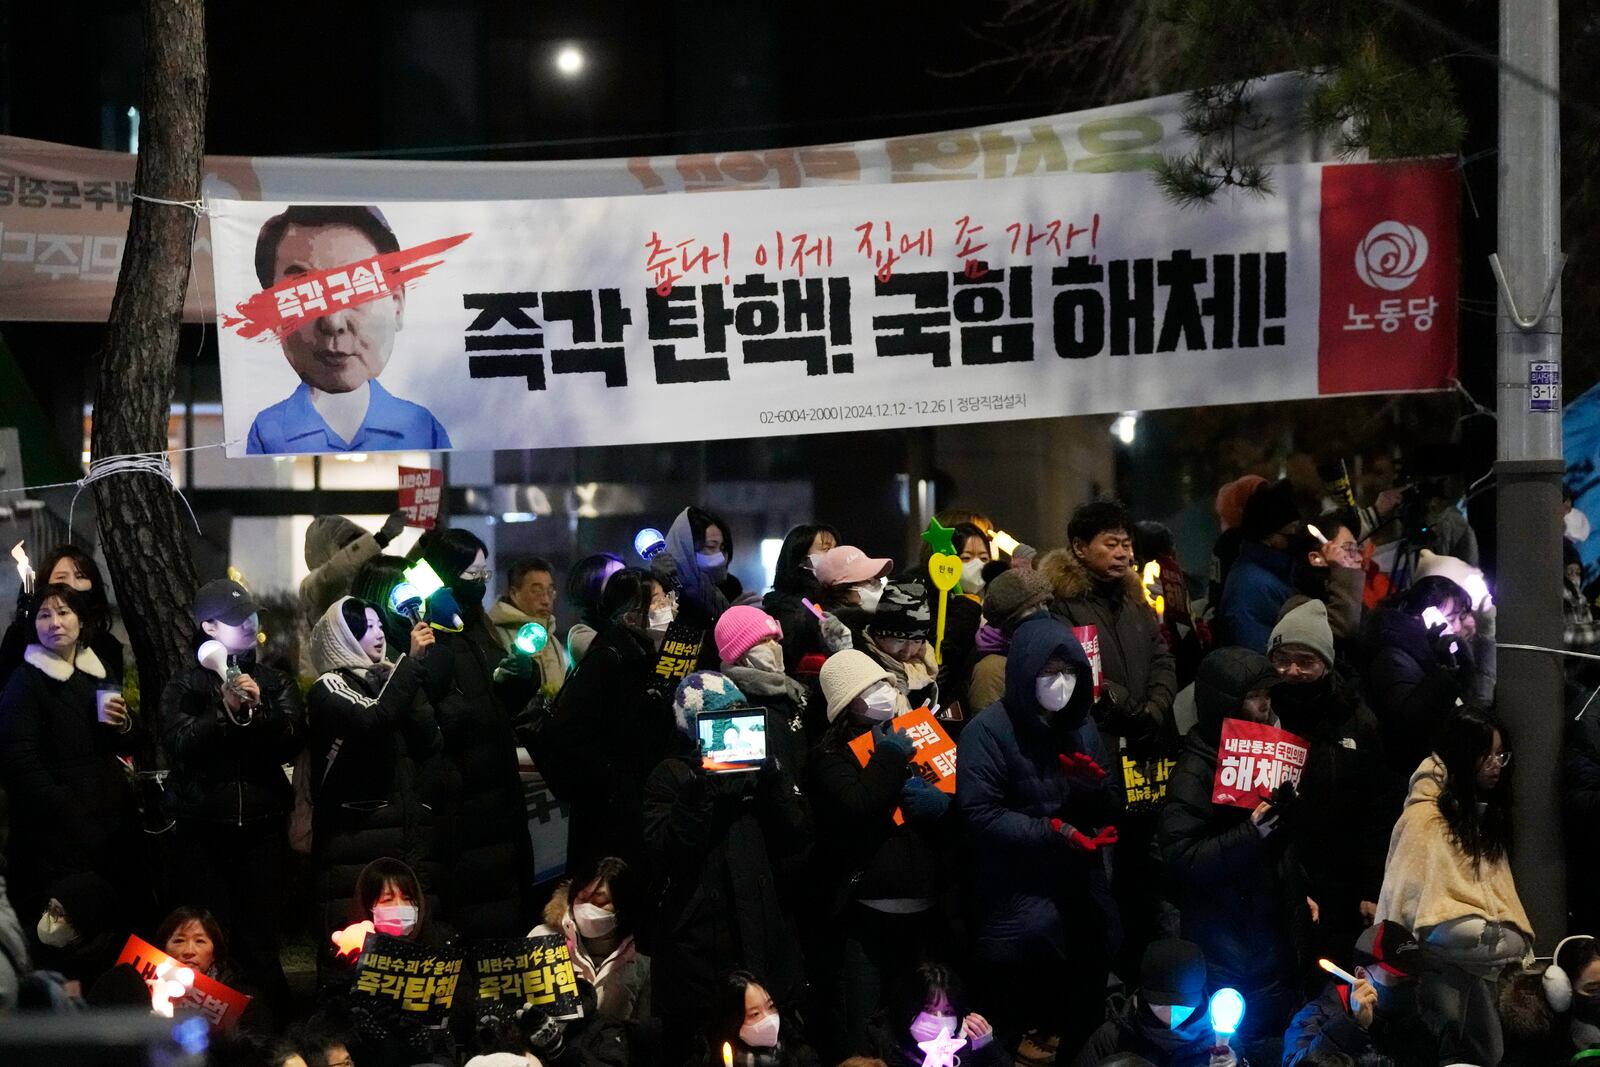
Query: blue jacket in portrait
xmin=245 ymin=380 xmax=452 ymax=454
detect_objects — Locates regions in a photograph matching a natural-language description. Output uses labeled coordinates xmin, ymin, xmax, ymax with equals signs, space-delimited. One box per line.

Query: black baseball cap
xmin=192 ymin=580 xmax=258 ymax=626
xmin=1353 ymin=920 xmax=1423 ymax=978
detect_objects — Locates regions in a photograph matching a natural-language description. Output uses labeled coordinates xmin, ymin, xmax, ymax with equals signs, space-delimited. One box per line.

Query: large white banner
xmin=1 ymin=74 xmax=1332 ymax=323
xmin=208 ymin=157 xmax=1456 ymax=456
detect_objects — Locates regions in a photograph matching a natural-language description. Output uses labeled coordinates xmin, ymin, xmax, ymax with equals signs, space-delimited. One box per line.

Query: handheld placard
xmin=926 ymin=553 xmax=962 ymax=665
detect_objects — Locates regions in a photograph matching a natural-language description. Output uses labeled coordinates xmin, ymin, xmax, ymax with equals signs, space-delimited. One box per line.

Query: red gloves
xmin=1050 ymin=819 xmax=1119 ymax=852
xmin=1058 ymin=752 xmax=1107 ymax=784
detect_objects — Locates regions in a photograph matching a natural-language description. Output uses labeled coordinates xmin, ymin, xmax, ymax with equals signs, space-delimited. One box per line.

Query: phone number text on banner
xmin=209 ymin=159 xmax=1457 ymax=457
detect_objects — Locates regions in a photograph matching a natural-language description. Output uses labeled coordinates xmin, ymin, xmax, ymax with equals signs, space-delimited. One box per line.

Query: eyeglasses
xmin=326 ymin=1058 xmax=355 ymax=1067
xmin=1483 ymin=751 xmax=1511 ymax=769
xmin=461 ymin=568 xmax=492 ymax=582
xmin=1269 ymin=650 xmax=1324 ymax=672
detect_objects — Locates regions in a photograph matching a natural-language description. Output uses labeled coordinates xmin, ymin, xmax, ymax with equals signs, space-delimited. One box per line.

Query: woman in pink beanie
xmin=716 ymin=605 xmax=815 ymax=781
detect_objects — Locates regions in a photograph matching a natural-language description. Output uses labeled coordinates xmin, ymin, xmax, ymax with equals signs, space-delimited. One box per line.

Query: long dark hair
xmin=599 ymin=567 xmax=655 ymax=631
xmin=772 ymin=524 xmax=838 ymax=597
xmin=566 ymin=552 xmax=624 ymax=628
xmin=1434 ymin=706 xmax=1512 ymax=865
xmin=711 ymin=970 xmax=788 ymax=1049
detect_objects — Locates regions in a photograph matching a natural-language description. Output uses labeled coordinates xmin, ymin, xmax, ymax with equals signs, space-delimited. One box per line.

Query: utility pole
xmin=1494 ymin=0 xmax=1565 ymax=949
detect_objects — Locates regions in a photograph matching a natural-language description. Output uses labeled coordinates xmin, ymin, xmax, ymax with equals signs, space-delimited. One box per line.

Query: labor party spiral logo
xmin=1355 ymin=220 xmax=1430 ymax=291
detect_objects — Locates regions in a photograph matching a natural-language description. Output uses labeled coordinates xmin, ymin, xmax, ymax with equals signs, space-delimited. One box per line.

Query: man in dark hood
xmin=300 ymin=510 xmax=407 ymax=620
xmin=1159 ymin=648 xmax=1306 ymax=1059
xmin=1074 ymin=939 xmax=1227 ymax=1067
xmin=956 ymin=614 xmax=1121 ymax=1058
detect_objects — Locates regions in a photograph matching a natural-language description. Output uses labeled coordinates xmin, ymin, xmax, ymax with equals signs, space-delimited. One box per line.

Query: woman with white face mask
xmin=806 ymin=650 xmax=955 ymax=1058
xmin=716 ymin=606 xmax=816 ymax=783
xmin=713 ymin=971 xmax=821 ymax=1067
xmin=529 ymin=855 xmax=650 ymax=1022
xmin=864 ymin=962 xmax=1003 ymax=1067
xmin=860 ymin=579 xmax=941 ymax=717
xmin=306 ymin=596 xmax=442 ymax=985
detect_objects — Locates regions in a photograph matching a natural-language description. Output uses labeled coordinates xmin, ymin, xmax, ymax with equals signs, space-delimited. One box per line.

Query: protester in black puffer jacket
xmin=1359 ymin=576 xmax=1473 ymax=777
xmin=161 ymin=579 xmax=303 ymax=1003
xmin=643 ymin=672 xmax=812 ymax=1067
xmin=528 ymin=568 xmax=674 ymax=879
xmin=0 ymin=583 xmax=147 ymax=932
xmin=1267 ymin=600 xmax=1397 ymax=969
xmin=408 ymin=528 xmax=534 ymax=939
xmin=806 ymin=649 xmax=955 ymax=1059
xmin=1158 ymin=647 xmax=1308 ymax=1058
xmin=306 ymin=596 xmax=445 ymax=976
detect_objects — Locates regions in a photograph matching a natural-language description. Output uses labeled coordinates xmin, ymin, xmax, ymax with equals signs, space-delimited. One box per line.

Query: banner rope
xmin=0 ymin=439 xmax=242 ymax=536
xmin=130 ymin=193 xmax=210 ymax=217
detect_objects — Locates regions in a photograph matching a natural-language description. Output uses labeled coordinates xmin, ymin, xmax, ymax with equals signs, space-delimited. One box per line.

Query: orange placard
xmin=115 ymin=934 xmax=252 ymax=1029
xmin=848 ymin=706 xmax=958 ymax=826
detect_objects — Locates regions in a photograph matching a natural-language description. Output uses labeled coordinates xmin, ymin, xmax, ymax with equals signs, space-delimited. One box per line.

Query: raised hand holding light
xmin=1208 ymin=987 xmax=1246 ymax=1049
xmin=389 ymin=581 xmax=425 ymax=623
xmin=514 ymin=621 xmax=549 ymax=656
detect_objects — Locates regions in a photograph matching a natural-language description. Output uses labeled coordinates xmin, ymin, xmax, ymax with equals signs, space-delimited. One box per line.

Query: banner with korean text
xmin=0 ymin=74 xmax=1327 ymax=323
xmin=208 ymin=156 xmax=1456 ymax=455
xmin=1210 ymin=718 xmax=1310 ymax=810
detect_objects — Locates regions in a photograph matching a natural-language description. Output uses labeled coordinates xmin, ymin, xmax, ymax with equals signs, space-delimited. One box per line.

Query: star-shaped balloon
xmin=921 ymin=517 xmax=956 ymax=557
xmin=917 ymin=1025 xmax=966 ymax=1067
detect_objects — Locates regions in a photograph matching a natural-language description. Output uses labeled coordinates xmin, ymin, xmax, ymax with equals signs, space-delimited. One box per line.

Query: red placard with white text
xmin=398 ymin=466 xmax=443 ymax=529
xmin=115 ymin=934 xmax=252 ymax=1030
xmin=1210 ymin=718 xmax=1310 ymax=810
xmin=1072 ymin=625 xmax=1103 ymax=699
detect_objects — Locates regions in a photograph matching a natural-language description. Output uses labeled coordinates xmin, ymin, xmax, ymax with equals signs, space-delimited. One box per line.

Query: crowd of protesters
xmin=0 ymin=475 xmax=1594 ymax=1067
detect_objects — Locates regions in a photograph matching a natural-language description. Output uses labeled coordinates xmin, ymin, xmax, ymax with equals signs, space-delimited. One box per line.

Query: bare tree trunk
xmin=91 ymin=0 xmax=207 ymax=699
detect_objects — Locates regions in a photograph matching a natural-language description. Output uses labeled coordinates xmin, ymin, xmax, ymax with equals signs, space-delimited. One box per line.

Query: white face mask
xmin=855 ymin=582 xmax=884 ymax=614
xmin=959 ymin=557 xmax=987 ymax=595
xmin=648 ymin=606 xmax=675 ymax=632
xmin=742 ymin=644 xmax=784 ymax=675
xmin=372 ymin=903 xmax=418 ymax=937
xmin=859 ymin=684 xmax=899 ymax=722
xmin=909 ymin=1012 xmax=961 ymax=1044
xmin=36 ymin=911 xmax=78 ymax=949
xmin=1035 ymin=671 xmax=1077 ymax=713
xmin=573 ymin=901 xmax=618 ymax=939
xmin=740 ymin=1011 xmax=781 ymax=1049
xmin=1568 ymin=507 xmax=1592 ymax=545
xmin=1150 ymin=1003 xmax=1196 ymax=1030
xmin=696 ymin=551 xmax=727 ymax=572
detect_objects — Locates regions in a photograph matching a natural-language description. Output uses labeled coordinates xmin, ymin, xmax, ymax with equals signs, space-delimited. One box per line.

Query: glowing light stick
xmin=514 ymin=621 xmax=549 ymax=655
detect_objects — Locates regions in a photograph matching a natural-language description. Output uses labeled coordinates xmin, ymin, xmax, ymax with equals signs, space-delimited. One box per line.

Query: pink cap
xmin=813 ymin=545 xmax=894 ymax=588
xmin=714 ymin=605 xmax=783 ymax=666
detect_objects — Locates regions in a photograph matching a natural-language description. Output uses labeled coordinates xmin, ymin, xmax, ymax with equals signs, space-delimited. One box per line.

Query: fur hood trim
xmin=1037 ymin=546 xmax=1144 ymax=605
xmin=24 ymin=644 xmax=105 ymax=682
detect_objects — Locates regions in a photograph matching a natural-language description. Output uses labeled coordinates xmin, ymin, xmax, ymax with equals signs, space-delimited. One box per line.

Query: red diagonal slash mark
xmin=221 ymin=231 xmax=473 ymax=340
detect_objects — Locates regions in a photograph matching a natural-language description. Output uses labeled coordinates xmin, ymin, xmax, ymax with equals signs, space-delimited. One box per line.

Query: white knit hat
xmin=1415 ymin=549 xmax=1493 ymax=612
xmin=819 ymin=649 xmax=892 ymax=723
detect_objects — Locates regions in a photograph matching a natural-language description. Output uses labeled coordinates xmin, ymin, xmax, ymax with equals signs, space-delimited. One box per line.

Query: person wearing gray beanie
xmin=1266 ymin=596 xmax=1391 ymax=974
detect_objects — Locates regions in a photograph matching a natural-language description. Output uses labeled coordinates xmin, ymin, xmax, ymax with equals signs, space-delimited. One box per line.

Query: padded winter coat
xmin=955 ymin=614 xmax=1120 ymax=965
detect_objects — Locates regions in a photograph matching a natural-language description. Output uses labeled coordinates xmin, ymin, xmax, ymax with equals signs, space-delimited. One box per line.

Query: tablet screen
xmin=698 ymin=708 xmax=768 ymax=773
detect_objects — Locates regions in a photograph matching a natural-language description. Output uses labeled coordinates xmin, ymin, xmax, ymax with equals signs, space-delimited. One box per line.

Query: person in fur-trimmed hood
xmin=1040 ymin=501 xmax=1177 ymax=750
xmin=529 ymin=855 xmax=651 ymax=1023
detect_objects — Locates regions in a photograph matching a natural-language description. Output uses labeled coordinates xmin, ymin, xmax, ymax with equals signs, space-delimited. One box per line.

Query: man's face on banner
xmin=272 ymin=223 xmax=405 ymax=394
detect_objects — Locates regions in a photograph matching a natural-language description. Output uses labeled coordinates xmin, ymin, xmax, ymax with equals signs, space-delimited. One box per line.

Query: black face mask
xmin=451 ymin=577 xmax=487 ymax=608
xmin=1375 ymin=978 xmax=1421 ymax=1020
xmin=1573 ymin=990 xmax=1600 ymax=1023
xmin=1272 ymin=675 xmax=1332 ymax=729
